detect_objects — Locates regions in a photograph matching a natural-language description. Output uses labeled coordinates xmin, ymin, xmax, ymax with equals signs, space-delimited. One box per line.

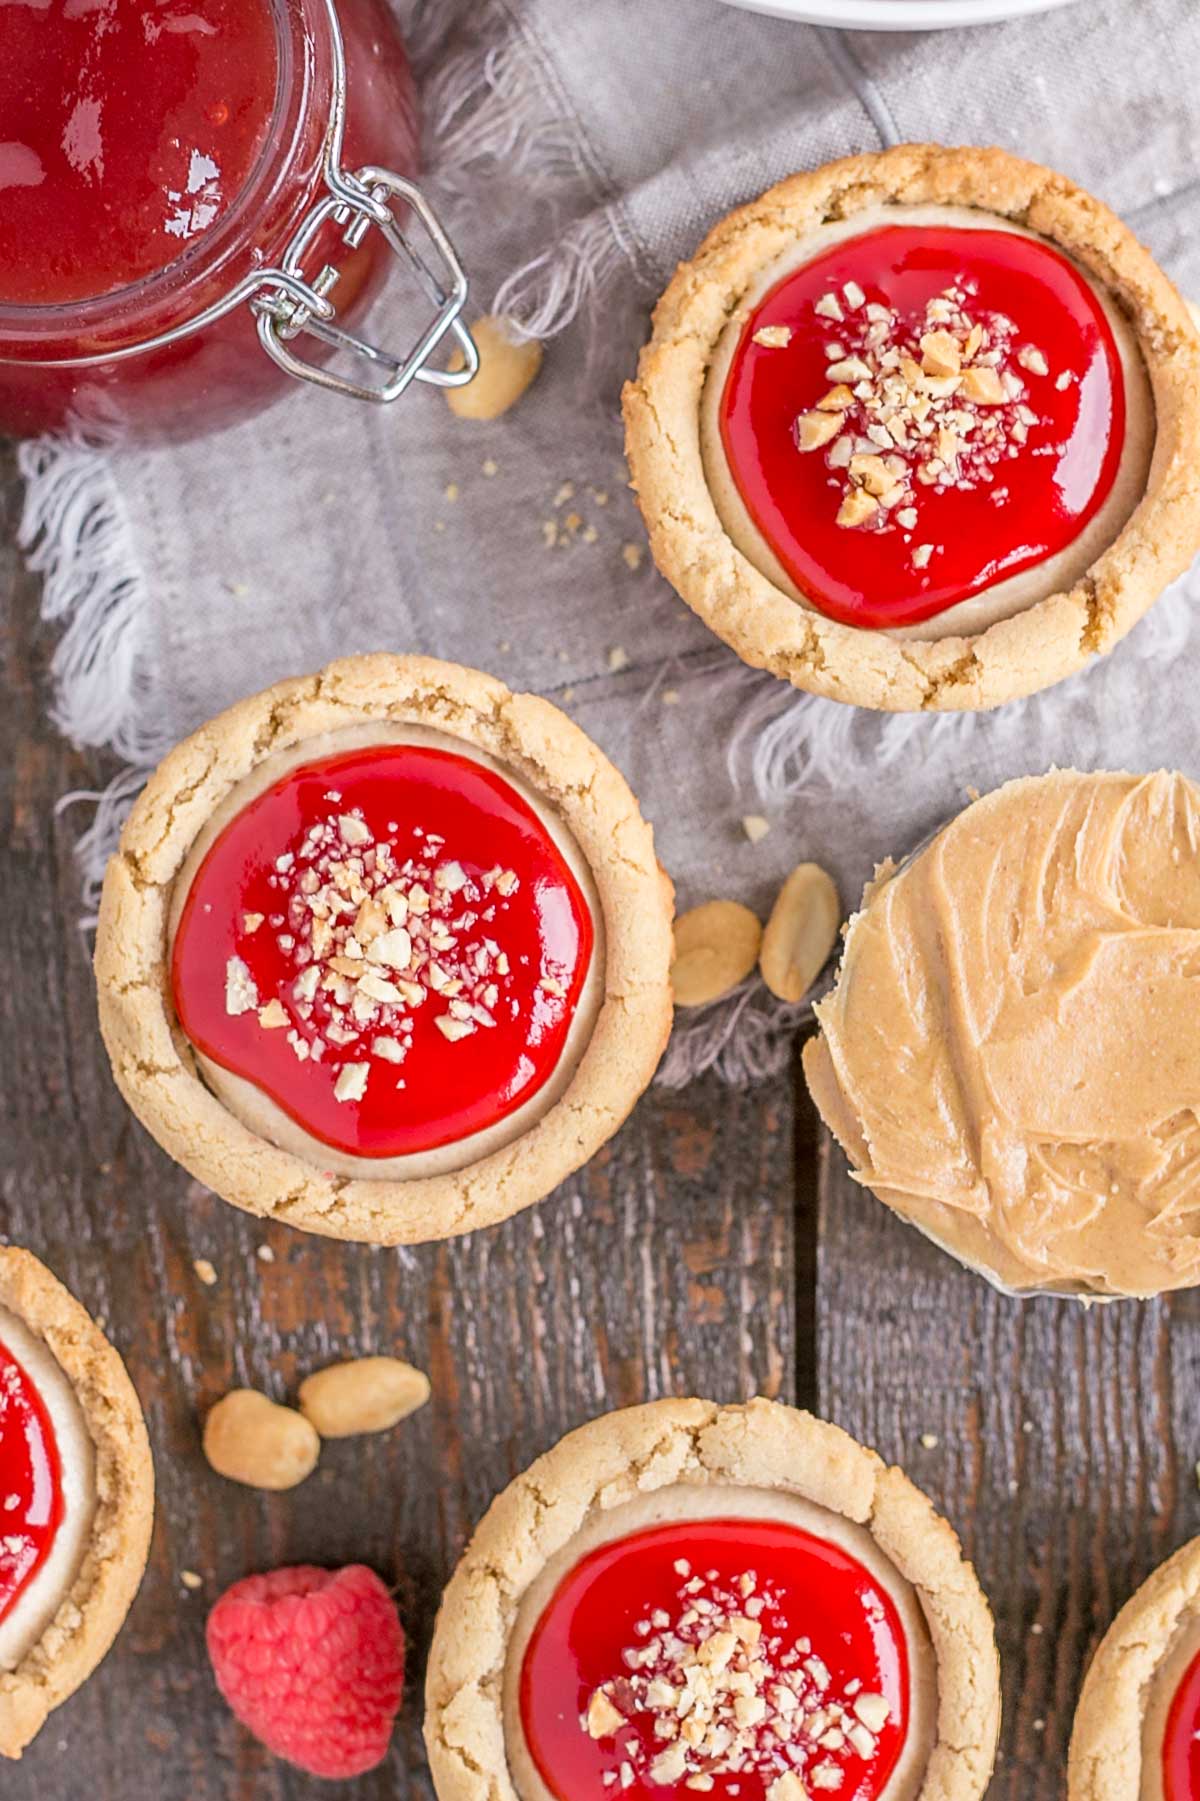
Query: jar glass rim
xmin=0 ymin=0 xmax=329 ymax=339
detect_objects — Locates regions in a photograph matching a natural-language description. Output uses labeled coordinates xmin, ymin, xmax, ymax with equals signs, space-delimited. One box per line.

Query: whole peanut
xmin=299 ymin=1357 xmax=431 ymax=1439
xmin=202 ymin=1389 xmax=319 ymax=1491
xmin=446 ymin=316 xmax=543 ymax=421
xmin=671 ymin=900 xmax=762 ymax=1008
xmin=760 ymin=863 xmax=841 ymax=1004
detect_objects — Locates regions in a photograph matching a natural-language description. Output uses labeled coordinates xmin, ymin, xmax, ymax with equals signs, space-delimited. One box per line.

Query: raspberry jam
xmin=0 ymin=0 xmax=420 ymax=440
xmin=518 ymin=1518 xmax=912 ymax=1800
xmin=718 ymin=224 xmax=1127 ymax=630
xmin=171 ymin=744 xmax=596 ymax=1160
xmin=0 ymin=0 xmax=279 ymax=308
xmin=1163 ymin=1644 xmax=1200 ymax=1800
xmin=0 ymin=1338 xmax=64 ymax=1629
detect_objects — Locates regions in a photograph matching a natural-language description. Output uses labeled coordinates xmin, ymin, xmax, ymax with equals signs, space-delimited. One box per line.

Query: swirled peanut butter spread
xmin=803 ymin=771 xmax=1200 ymax=1298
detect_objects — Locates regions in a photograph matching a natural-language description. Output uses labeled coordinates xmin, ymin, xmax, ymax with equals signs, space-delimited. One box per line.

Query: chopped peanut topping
xmin=582 ymin=1561 xmax=897 ymax=1792
xmin=788 ymin=276 xmax=1062 ymax=572
xmin=223 ymin=795 xmax=533 ymax=1107
xmin=919 ymin=329 xmax=961 ymax=378
xmin=797 ymin=411 xmax=843 ymax=451
xmin=960 ymin=366 xmax=1005 ymax=406
xmin=836 ymin=488 xmax=878 ymax=528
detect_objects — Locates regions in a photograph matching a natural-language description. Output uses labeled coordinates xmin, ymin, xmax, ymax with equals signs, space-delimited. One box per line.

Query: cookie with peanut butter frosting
xmin=804 ymin=768 xmax=1200 ymax=1298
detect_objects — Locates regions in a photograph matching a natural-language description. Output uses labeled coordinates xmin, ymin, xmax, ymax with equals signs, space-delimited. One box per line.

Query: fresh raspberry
xmin=206 ymin=1564 xmax=405 ymax=1779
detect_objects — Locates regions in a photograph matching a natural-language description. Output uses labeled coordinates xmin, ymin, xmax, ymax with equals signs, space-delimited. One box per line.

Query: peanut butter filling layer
xmin=804 ymin=770 xmax=1200 ymax=1298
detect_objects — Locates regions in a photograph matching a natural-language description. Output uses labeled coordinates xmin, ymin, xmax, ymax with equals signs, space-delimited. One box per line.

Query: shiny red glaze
xmin=171 ymin=744 xmax=596 ymax=1160
xmin=1163 ymin=1644 xmax=1200 ymax=1800
xmin=0 ymin=0 xmax=419 ymax=441
xmin=0 ymin=0 xmax=280 ymax=306
xmin=0 ymin=1338 xmax=64 ymax=1629
xmin=519 ymin=1518 xmax=911 ymax=1801
xmin=719 ymin=224 xmax=1126 ymax=629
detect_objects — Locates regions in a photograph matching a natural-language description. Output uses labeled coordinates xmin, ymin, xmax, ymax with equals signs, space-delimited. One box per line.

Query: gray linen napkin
xmin=23 ymin=0 xmax=1200 ymax=1082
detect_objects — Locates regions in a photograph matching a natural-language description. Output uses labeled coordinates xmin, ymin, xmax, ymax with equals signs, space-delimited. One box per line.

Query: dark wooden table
xmin=2 ymin=434 xmax=1197 ymax=1799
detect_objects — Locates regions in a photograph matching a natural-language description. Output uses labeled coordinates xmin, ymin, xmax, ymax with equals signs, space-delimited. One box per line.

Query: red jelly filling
xmin=719 ymin=224 xmax=1128 ymax=630
xmin=171 ymin=744 xmax=596 ymax=1160
xmin=0 ymin=0 xmax=280 ymax=306
xmin=1163 ymin=1644 xmax=1200 ymax=1800
xmin=519 ymin=1518 xmax=912 ymax=1801
xmin=0 ymin=1338 xmax=64 ymax=1628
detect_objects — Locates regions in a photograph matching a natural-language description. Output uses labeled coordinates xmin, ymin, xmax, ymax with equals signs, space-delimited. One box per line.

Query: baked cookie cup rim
xmin=1068 ymin=1534 xmax=1200 ymax=1800
xmin=0 ymin=1248 xmax=154 ymax=1760
xmin=423 ymin=1396 xmax=1001 ymax=1801
xmin=622 ymin=141 xmax=1200 ymax=714
xmin=94 ymin=653 xmax=675 ymax=1246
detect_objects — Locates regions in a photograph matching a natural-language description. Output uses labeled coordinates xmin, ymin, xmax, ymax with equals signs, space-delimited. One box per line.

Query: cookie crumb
xmin=193 ymin=1258 xmax=218 ymax=1288
xmin=180 ymin=1570 xmax=203 ymax=1591
xmin=608 ymin=646 xmax=630 ymax=673
xmin=444 ymin=482 xmax=460 ymax=503
xmin=482 ymin=458 xmax=498 ymax=476
xmin=553 ymin=481 xmax=575 ymax=508
xmin=742 ymin=815 xmax=770 ymax=844
xmin=662 ymin=689 xmax=680 ymax=705
xmin=919 ymin=1432 xmax=939 ymax=1450
xmin=622 ymin=542 xmax=643 ymax=572
xmin=256 ymin=1245 xmax=276 ymax=1265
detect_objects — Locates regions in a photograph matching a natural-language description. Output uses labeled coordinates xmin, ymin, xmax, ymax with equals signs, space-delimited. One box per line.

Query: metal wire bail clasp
xmin=251 ymin=165 xmax=478 ymax=405
xmin=242 ymin=0 xmax=477 ymax=404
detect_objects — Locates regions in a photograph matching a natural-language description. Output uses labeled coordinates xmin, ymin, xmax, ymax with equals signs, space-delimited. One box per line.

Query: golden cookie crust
xmin=1068 ymin=1536 xmax=1200 ymax=1800
xmin=94 ymin=654 xmax=675 ymax=1245
xmin=623 ymin=143 xmax=1200 ymax=713
xmin=0 ymin=1249 xmax=154 ymax=1760
xmin=424 ymin=1397 xmax=1000 ymax=1800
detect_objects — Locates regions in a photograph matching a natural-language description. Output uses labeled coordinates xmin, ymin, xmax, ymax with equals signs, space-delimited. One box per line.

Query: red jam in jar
xmin=519 ymin=1518 xmax=912 ymax=1801
xmin=0 ymin=0 xmax=421 ymax=440
xmin=1163 ymin=1644 xmax=1200 ymax=1801
xmin=0 ymin=1338 xmax=65 ymax=1628
xmin=719 ymin=224 xmax=1127 ymax=630
xmin=171 ymin=744 xmax=596 ymax=1160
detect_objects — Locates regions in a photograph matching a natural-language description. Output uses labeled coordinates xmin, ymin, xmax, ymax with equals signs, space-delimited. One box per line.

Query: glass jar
xmin=0 ymin=0 xmax=476 ymax=443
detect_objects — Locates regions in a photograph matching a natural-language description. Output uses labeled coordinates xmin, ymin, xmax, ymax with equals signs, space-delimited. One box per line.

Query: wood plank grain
xmin=815 ymin=1121 xmax=1194 ymax=1798
xmin=0 ymin=445 xmax=800 ymax=1799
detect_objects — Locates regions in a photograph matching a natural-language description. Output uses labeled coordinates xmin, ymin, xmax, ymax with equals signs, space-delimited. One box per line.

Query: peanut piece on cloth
xmin=760 ymin=863 xmax=841 ymax=1004
xmin=446 ymin=315 xmax=543 ymax=420
xmin=671 ymin=900 xmax=762 ymax=1008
